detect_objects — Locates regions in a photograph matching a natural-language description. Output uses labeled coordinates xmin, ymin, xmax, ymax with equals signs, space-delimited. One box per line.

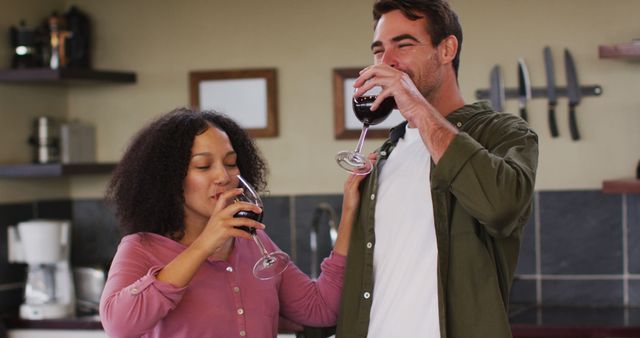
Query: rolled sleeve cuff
xmin=125 ymin=265 xmax=188 ymax=305
xmin=432 ymin=132 xmax=483 ymax=191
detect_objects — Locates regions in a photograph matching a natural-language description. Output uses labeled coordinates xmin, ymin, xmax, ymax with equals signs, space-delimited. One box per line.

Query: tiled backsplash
xmin=512 ymin=192 xmax=640 ymax=307
xmin=0 ymin=190 xmax=638 ymax=315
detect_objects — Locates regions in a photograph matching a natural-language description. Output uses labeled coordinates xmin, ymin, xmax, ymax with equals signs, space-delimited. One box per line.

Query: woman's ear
xmin=438 ymin=35 xmax=458 ymax=65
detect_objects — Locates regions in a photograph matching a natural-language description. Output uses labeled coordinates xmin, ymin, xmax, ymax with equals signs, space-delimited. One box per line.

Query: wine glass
xmin=335 ymin=91 xmax=396 ymax=175
xmin=233 ymin=175 xmax=290 ymax=280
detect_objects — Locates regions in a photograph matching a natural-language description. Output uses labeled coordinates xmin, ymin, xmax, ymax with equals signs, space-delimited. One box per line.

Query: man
xmin=336 ymin=1 xmax=538 ymax=338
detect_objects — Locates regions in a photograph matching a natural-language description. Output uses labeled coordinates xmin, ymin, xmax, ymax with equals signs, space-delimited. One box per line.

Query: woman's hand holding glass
xmin=194 ymin=188 xmax=264 ymax=258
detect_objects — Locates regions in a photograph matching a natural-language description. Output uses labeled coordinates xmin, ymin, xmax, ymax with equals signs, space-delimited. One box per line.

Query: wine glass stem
xmin=354 ymin=124 xmax=370 ymax=154
xmin=252 ymin=234 xmax=270 ymax=257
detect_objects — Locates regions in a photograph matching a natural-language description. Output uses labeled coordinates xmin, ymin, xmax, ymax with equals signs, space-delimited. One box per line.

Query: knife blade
xmin=543 ymin=47 xmax=559 ymax=137
xmin=489 ymin=65 xmax=505 ymax=112
xmin=564 ymin=48 xmax=582 ymax=140
xmin=517 ymin=58 xmax=531 ymax=121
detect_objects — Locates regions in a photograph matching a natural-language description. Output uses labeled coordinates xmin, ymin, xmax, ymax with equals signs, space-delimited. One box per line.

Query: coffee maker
xmin=7 ymin=220 xmax=75 ymax=319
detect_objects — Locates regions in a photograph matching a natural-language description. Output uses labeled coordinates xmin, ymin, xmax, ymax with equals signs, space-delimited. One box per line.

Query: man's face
xmin=372 ymin=10 xmax=443 ymax=101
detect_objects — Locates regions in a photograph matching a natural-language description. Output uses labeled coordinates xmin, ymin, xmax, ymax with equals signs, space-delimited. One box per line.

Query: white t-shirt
xmin=367 ymin=125 xmax=440 ymax=338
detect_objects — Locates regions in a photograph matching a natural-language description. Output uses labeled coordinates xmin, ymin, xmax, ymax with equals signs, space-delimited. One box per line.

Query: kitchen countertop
xmin=509 ymin=306 xmax=640 ymax=337
xmin=510 ymin=306 xmax=640 ymax=326
xmin=4 ymin=307 xmax=640 ymax=333
xmin=3 ymin=315 xmax=103 ymax=330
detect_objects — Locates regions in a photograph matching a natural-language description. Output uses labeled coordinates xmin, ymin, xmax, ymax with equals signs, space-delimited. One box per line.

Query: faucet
xmin=310 ymin=203 xmax=338 ymax=279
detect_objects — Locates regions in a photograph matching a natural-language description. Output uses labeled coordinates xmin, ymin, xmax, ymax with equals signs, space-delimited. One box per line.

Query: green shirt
xmin=336 ymin=101 xmax=539 ymax=338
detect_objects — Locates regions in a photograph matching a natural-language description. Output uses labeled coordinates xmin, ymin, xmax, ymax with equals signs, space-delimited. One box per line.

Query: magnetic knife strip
xmin=475 ymin=85 xmax=602 ymax=101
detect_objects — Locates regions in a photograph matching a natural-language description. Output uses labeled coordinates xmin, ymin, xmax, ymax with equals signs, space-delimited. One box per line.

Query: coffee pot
xmin=7 ymin=220 xmax=75 ymax=319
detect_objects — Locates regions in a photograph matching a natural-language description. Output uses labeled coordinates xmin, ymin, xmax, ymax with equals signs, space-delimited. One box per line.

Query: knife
xmin=517 ymin=58 xmax=531 ymax=121
xmin=564 ymin=48 xmax=582 ymax=140
xmin=543 ymin=47 xmax=559 ymax=137
xmin=488 ymin=65 xmax=505 ymax=112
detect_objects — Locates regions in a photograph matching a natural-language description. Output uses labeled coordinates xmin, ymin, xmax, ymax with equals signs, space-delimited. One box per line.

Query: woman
xmin=100 ymin=108 xmax=366 ymax=337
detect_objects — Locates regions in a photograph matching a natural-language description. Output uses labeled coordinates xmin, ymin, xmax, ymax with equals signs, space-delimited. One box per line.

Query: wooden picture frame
xmin=333 ymin=67 xmax=404 ymax=139
xmin=189 ymin=68 xmax=278 ymax=137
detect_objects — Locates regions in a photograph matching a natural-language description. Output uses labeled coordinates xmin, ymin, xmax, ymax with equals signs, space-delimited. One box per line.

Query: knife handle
xmin=568 ymin=104 xmax=580 ymax=141
xmin=519 ymin=107 xmax=528 ymax=122
xmin=548 ymin=106 xmax=559 ymax=138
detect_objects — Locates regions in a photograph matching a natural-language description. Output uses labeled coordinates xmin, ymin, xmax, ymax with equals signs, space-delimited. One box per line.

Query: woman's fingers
xmin=213 ymin=188 xmax=243 ymax=214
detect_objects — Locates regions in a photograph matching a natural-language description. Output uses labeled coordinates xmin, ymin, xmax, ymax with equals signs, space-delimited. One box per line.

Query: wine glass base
xmin=253 ymin=251 xmax=291 ymax=280
xmin=335 ymin=151 xmax=372 ymax=175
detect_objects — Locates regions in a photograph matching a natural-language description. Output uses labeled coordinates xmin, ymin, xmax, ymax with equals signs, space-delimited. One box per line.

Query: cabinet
xmin=598 ymin=41 xmax=640 ymax=59
xmin=8 ymin=330 xmax=108 ymax=338
xmin=0 ymin=163 xmax=116 ymax=178
xmin=602 ymin=178 xmax=640 ymax=194
xmin=0 ymin=67 xmax=135 ymax=177
xmin=0 ymin=68 xmax=135 ymax=84
xmin=598 ymin=41 xmax=639 ymax=192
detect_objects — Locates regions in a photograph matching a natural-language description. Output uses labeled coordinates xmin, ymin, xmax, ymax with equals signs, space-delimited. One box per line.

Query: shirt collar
xmin=387 ymin=100 xmax=492 ymax=142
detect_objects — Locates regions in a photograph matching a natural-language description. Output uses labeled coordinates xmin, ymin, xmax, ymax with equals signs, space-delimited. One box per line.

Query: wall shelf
xmin=602 ymin=178 xmax=640 ymax=194
xmin=0 ymin=163 xmax=116 ymax=178
xmin=0 ymin=68 xmax=136 ymax=84
xmin=599 ymin=41 xmax=640 ymax=59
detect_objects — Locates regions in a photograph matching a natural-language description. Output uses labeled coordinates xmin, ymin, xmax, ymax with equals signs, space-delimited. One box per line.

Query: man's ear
xmin=438 ymin=35 xmax=458 ymax=65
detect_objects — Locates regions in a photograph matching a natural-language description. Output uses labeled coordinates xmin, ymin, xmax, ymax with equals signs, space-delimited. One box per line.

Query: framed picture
xmin=189 ymin=68 xmax=278 ymax=137
xmin=333 ymin=67 xmax=405 ymax=139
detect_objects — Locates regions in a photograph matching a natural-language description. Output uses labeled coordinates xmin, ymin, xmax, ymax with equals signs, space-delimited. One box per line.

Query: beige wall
xmin=0 ymin=0 xmax=70 ymax=203
xmin=1 ymin=0 xmax=639 ymax=202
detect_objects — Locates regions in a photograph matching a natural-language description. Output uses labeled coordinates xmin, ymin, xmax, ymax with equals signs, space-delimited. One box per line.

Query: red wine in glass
xmin=336 ymin=94 xmax=396 ymax=175
xmin=234 ymin=210 xmax=263 ymax=234
xmin=233 ymin=175 xmax=290 ymax=280
xmin=353 ymin=95 xmax=396 ymax=125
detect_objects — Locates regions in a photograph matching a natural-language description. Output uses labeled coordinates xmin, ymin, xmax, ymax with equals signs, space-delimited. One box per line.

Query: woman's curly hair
xmin=105 ymin=107 xmax=268 ymax=239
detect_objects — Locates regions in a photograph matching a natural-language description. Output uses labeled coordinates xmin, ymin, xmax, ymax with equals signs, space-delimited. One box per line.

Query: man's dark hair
xmin=373 ymin=0 xmax=463 ymax=78
xmin=105 ymin=107 xmax=268 ymax=240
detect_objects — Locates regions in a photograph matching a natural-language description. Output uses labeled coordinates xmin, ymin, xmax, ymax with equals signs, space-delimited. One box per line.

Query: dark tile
xmin=294 ymin=195 xmax=343 ymax=277
xmin=630 ymin=279 xmax=640 ymax=307
xmin=0 ymin=287 xmax=24 ymax=315
xmin=540 ymin=307 xmax=626 ymax=326
xmin=509 ymin=278 xmax=536 ymax=305
xmin=508 ymin=305 xmax=538 ymax=325
xmin=34 ymin=199 xmax=72 ymax=220
xmin=630 ymin=307 xmax=640 ymax=325
xmin=70 ymin=199 xmax=121 ymax=268
xmin=629 ymin=194 xmax=640 ymax=274
xmin=515 ymin=197 xmax=536 ymax=275
xmin=542 ymin=279 xmax=623 ymax=306
xmin=262 ymin=196 xmax=291 ymax=254
xmin=0 ymin=203 xmax=33 ymax=284
xmin=0 ymin=263 xmax=26 ymax=286
xmin=540 ymin=191 xmax=623 ymax=275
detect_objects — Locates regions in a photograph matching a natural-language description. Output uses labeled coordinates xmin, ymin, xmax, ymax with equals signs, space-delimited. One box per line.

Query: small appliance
xmin=60 ymin=121 xmax=96 ymax=164
xmin=9 ymin=20 xmax=39 ymax=69
xmin=7 ymin=220 xmax=75 ymax=319
xmin=73 ymin=266 xmax=105 ymax=316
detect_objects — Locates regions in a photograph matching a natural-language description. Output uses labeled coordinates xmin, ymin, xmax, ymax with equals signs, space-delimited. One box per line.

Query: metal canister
xmin=28 ymin=116 xmax=60 ymax=164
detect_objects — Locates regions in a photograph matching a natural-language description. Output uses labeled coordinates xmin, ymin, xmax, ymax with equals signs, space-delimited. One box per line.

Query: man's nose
xmin=381 ymin=50 xmax=398 ymax=68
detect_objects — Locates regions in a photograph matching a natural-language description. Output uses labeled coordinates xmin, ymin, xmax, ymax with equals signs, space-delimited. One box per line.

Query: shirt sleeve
xmin=99 ymin=236 xmax=187 ymax=337
xmin=277 ymin=247 xmax=346 ymax=327
xmin=432 ymin=114 xmax=539 ymax=238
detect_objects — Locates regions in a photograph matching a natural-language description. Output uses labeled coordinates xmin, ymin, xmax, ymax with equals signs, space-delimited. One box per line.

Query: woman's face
xmin=183 ymin=126 xmax=241 ymax=227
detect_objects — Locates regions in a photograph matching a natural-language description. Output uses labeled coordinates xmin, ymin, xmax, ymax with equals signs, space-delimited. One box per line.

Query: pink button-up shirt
xmin=100 ymin=232 xmax=345 ymax=338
